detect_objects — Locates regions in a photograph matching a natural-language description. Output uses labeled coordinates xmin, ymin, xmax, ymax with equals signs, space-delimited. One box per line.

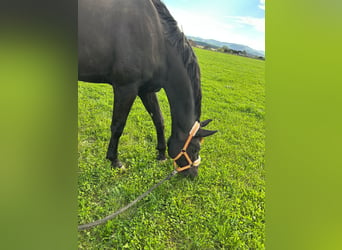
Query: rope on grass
xmin=78 ymin=170 xmax=178 ymax=231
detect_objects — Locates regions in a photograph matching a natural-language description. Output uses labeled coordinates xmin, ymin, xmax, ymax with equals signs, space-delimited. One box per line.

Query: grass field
xmin=78 ymin=48 xmax=265 ymax=249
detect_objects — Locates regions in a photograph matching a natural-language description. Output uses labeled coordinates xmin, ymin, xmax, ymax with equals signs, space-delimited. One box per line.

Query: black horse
xmin=78 ymin=0 xmax=216 ymax=177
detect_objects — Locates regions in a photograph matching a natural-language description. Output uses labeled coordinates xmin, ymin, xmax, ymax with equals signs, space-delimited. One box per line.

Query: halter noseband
xmin=173 ymin=121 xmax=201 ymax=172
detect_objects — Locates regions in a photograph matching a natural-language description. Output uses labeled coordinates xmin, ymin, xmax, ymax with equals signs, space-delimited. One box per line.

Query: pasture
xmin=78 ymin=48 xmax=265 ymax=249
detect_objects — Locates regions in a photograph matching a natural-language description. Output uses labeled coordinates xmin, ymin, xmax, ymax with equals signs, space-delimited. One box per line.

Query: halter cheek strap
xmin=173 ymin=121 xmax=201 ymax=172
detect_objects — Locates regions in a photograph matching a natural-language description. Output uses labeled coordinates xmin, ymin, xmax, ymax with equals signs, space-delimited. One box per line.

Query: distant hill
xmin=191 ymin=40 xmax=220 ymax=49
xmin=187 ymin=36 xmax=265 ymax=57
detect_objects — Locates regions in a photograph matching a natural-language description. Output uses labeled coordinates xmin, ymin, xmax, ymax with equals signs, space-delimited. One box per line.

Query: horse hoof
xmin=156 ymin=153 xmax=167 ymax=161
xmin=111 ymin=159 xmax=123 ymax=168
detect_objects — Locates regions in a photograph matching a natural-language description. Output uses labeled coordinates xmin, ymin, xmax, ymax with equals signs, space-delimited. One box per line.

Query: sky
xmin=162 ymin=0 xmax=265 ymax=52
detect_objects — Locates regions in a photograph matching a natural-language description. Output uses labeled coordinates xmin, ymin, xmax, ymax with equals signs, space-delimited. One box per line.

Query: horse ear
xmin=200 ymin=119 xmax=213 ymax=128
xmin=196 ymin=128 xmax=218 ymax=138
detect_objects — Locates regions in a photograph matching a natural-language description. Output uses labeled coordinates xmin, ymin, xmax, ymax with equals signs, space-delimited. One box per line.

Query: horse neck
xmin=166 ymin=85 xmax=196 ymax=138
xmin=163 ymin=47 xmax=197 ymax=140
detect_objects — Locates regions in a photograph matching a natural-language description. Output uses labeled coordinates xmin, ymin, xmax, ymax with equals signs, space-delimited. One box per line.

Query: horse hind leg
xmin=139 ymin=92 xmax=167 ymax=161
xmin=106 ymin=85 xmax=137 ymax=168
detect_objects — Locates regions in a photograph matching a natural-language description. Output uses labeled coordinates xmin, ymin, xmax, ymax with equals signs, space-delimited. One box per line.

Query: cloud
xmin=226 ymin=16 xmax=265 ymax=33
xmin=168 ymin=8 xmax=265 ymax=51
xmin=259 ymin=0 xmax=265 ymax=10
xmin=171 ymin=9 xmax=235 ymax=37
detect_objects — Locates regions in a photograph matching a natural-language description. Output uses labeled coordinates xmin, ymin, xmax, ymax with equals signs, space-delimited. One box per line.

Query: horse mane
xmin=151 ymin=0 xmax=202 ymax=120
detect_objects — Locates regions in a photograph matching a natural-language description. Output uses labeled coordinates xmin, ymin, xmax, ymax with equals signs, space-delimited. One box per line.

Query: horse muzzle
xmin=174 ymin=155 xmax=201 ymax=173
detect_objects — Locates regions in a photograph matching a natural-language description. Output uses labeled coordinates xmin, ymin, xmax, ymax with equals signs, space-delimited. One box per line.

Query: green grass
xmin=78 ymin=48 xmax=265 ymax=249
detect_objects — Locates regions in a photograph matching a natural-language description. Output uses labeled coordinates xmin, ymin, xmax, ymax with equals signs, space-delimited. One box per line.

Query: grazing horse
xmin=78 ymin=0 xmax=217 ymax=177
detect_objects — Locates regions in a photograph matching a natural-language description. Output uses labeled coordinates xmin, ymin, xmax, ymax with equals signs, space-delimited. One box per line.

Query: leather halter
xmin=173 ymin=121 xmax=201 ymax=172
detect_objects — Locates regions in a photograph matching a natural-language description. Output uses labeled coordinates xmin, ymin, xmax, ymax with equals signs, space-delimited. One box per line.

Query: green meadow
xmin=78 ymin=48 xmax=265 ymax=249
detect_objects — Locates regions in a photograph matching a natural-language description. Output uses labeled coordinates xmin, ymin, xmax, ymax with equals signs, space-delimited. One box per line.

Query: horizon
xmin=187 ymin=35 xmax=265 ymax=54
xmin=162 ymin=0 xmax=265 ymax=52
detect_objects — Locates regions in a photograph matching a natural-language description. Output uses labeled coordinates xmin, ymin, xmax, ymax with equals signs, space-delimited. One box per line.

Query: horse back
xmin=78 ymin=0 xmax=167 ymax=85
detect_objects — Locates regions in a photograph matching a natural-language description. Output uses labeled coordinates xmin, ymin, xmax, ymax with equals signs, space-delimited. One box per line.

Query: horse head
xmin=168 ymin=119 xmax=217 ymax=178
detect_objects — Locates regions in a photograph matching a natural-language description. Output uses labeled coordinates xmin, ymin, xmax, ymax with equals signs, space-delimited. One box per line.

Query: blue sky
xmin=162 ymin=0 xmax=265 ymax=51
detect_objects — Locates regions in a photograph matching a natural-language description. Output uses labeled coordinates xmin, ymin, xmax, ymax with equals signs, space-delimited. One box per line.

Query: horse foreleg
xmin=106 ymin=86 xmax=137 ymax=168
xmin=139 ymin=92 xmax=166 ymax=161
